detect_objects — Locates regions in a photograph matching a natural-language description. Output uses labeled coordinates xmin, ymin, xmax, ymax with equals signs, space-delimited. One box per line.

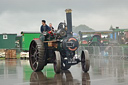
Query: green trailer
xmin=0 ymin=33 xmax=17 ymax=49
xmin=21 ymin=32 xmax=40 ymax=51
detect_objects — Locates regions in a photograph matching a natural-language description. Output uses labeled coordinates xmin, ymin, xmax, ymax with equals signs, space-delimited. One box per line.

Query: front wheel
xmin=81 ymin=50 xmax=90 ymax=73
xmin=53 ymin=51 xmax=61 ymax=73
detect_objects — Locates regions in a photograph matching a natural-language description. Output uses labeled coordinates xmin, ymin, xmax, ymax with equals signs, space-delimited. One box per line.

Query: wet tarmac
xmin=0 ymin=57 xmax=128 ymax=85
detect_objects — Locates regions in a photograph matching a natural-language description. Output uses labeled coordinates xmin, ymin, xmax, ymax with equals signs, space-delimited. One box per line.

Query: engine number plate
xmin=68 ymin=61 xmax=77 ymax=63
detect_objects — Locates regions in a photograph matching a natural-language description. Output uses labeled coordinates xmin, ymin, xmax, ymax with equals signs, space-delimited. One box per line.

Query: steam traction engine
xmin=29 ymin=9 xmax=90 ymax=73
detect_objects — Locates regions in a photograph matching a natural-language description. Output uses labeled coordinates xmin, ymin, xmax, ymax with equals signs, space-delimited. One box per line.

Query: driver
xmin=40 ymin=20 xmax=51 ymax=33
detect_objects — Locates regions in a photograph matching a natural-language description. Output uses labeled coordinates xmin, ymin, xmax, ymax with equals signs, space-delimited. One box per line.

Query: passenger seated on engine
xmin=40 ymin=20 xmax=51 ymax=33
xmin=40 ymin=20 xmax=54 ymax=41
xmin=49 ymin=23 xmax=54 ymax=32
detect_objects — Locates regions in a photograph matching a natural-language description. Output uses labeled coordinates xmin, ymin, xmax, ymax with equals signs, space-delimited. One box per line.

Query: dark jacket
xmin=40 ymin=25 xmax=51 ymax=33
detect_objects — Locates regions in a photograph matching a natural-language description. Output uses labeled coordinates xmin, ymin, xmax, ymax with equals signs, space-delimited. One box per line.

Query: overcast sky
xmin=0 ymin=0 xmax=128 ymax=34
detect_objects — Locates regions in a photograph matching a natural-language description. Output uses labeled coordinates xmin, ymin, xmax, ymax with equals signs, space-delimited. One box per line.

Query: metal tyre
xmin=29 ymin=40 xmax=45 ymax=72
xmin=81 ymin=50 xmax=90 ymax=73
xmin=53 ymin=51 xmax=61 ymax=73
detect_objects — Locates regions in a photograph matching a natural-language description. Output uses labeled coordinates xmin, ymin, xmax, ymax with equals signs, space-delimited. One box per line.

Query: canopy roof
xmin=79 ymin=30 xmax=113 ymax=35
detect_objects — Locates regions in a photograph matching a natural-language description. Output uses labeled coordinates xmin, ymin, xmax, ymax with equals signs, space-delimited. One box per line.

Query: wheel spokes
xmin=30 ymin=43 xmax=39 ymax=69
xmin=33 ymin=60 xmax=37 ymax=66
xmin=31 ymin=45 xmax=36 ymax=50
xmin=33 ymin=61 xmax=38 ymax=70
xmin=31 ymin=51 xmax=39 ymax=59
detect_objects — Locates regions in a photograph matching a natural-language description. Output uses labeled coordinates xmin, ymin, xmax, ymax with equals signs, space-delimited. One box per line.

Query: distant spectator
xmin=49 ymin=23 xmax=54 ymax=32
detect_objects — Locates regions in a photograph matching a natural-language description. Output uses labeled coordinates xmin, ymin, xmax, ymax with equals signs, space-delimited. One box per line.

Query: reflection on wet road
xmin=0 ymin=57 xmax=128 ymax=85
xmin=30 ymin=71 xmax=90 ymax=85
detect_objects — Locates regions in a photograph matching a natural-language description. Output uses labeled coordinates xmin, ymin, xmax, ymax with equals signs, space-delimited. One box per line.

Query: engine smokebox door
xmin=66 ymin=41 xmax=74 ymax=47
xmin=62 ymin=37 xmax=79 ymax=51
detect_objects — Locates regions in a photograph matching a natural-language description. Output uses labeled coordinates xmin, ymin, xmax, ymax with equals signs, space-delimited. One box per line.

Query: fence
xmin=0 ymin=46 xmax=128 ymax=59
xmin=78 ymin=46 xmax=128 ymax=58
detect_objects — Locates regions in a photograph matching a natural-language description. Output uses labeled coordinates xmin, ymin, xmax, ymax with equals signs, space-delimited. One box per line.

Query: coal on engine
xmin=29 ymin=9 xmax=90 ymax=73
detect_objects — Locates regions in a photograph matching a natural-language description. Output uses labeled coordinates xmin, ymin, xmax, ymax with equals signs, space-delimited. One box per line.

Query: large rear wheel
xmin=53 ymin=51 xmax=61 ymax=73
xmin=81 ymin=50 xmax=90 ymax=73
xmin=29 ymin=40 xmax=45 ymax=72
